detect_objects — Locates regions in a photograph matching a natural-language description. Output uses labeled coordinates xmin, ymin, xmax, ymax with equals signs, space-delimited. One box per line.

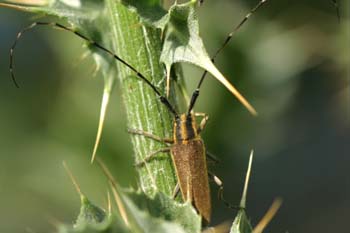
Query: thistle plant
xmin=0 ymin=0 xmax=281 ymax=232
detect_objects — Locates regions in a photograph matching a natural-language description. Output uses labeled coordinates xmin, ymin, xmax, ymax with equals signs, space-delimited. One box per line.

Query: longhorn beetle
xmin=162 ymin=0 xmax=340 ymax=222
xmin=129 ymin=1 xmax=269 ymax=224
xmin=9 ymin=0 xmax=268 ymax=224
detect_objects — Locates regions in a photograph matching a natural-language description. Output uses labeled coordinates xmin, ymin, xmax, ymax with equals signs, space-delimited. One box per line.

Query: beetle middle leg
xmin=194 ymin=112 xmax=209 ymax=134
xmin=206 ymin=151 xmax=220 ymax=164
xmin=128 ymin=128 xmax=173 ymax=167
xmin=135 ymin=147 xmax=171 ymax=167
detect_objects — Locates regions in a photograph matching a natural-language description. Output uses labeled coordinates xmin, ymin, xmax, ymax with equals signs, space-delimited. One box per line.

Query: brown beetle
xmin=129 ymin=87 xmax=213 ymax=223
xmin=9 ymin=21 xmax=220 ymax=224
xmin=9 ymin=3 xmax=268 ymax=220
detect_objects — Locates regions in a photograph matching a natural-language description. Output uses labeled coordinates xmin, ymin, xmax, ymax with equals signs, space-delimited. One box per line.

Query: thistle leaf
xmin=119 ymin=0 xmax=168 ymax=28
xmin=56 ymin=194 xmax=128 ymax=233
xmin=119 ymin=191 xmax=197 ymax=233
xmin=160 ymin=1 xmax=257 ymax=115
xmin=75 ymin=195 xmax=106 ymax=227
xmin=97 ymin=159 xmax=201 ymax=233
xmin=1 ymin=0 xmax=124 ymax=160
xmin=230 ymin=210 xmax=254 ymax=233
xmin=127 ymin=191 xmax=202 ymax=233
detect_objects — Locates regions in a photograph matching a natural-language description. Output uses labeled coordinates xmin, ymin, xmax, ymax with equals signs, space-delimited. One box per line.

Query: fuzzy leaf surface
xmin=128 ymin=191 xmax=201 ymax=233
xmin=119 ymin=0 xmax=168 ymax=27
xmin=57 ymin=195 xmax=128 ymax=233
xmin=230 ymin=210 xmax=253 ymax=233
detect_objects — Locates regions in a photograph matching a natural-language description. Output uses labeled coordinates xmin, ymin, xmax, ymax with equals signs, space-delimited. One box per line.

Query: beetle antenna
xmin=10 ymin=22 xmax=178 ymax=117
xmin=187 ymin=0 xmax=268 ymax=115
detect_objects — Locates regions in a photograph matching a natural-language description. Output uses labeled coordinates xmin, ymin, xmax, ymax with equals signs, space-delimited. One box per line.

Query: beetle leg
xmin=194 ymin=112 xmax=209 ymax=134
xmin=206 ymin=151 xmax=220 ymax=164
xmin=172 ymin=182 xmax=181 ymax=199
xmin=208 ymin=171 xmax=239 ymax=210
xmin=128 ymin=128 xmax=174 ymax=143
xmin=135 ymin=147 xmax=171 ymax=167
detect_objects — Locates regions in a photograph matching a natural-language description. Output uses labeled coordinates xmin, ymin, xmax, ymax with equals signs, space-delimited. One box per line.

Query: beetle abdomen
xmin=171 ymin=139 xmax=211 ymax=223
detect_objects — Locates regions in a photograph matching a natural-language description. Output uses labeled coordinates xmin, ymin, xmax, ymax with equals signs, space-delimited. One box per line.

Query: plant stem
xmin=105 ymin=1 xmax=178 ymax=196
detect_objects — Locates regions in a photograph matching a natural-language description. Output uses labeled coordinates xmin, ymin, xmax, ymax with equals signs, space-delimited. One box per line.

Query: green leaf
xmin=0 ymin=0 xmax=102 ymax=22
xmin=119 ymin=0 xmax=168 ymax=28
xmin=3 ymin=2 xmax=198 ymax=232
xmin=57 ymin=186 xmax=199 ymax=233
xmin=230 ymin=210 xmax=253 ymax=233
xmin=75 ymin=195 xmax=106 ymax=227
xmin=3 ymin=0 xmax=179 ymax=196
xmin=1 ymin=0 xmax=119 ymax=162
xmin=128 ymin=191 xmax=201 ymax=233
xmin=120 ymin=191 xmax=197 ymax=233
xmin=57 ymin=195 xmax=129 ymax=233
xmin=98 ymin=159 xmax=201 ymax=233
xmin=160 ymin=0 xmax=257 ymax=115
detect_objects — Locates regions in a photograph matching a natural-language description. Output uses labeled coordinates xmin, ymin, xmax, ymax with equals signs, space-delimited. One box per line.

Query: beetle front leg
xmin=128 ymin=128 xmax=174 ymax=143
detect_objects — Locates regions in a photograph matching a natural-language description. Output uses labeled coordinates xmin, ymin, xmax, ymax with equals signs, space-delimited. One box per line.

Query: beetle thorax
xmin=173 ymin=113 xmax=198 ymax=143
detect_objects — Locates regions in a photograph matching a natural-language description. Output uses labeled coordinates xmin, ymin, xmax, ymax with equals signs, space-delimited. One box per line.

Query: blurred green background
xmin=0 ymin=0 xmax=349 ymax=232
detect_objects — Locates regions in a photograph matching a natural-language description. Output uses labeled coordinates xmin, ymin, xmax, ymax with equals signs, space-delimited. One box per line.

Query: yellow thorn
xmin=111 ymin=185 xmax=130 ymax=227
xmin=91 ymin=91 xmax=110 ymax=163
xmin=206 ymin=61 xmax=258 ymax=116
xmin=62 ymin=161 xmax=82 ymax=196
xmin=253 ymin=198 xmax=283 ymax=233
xmin=96 ymin=158 xmax=130 ymax=226
xmin=240 ymin=150 xmax=254 ymax=208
